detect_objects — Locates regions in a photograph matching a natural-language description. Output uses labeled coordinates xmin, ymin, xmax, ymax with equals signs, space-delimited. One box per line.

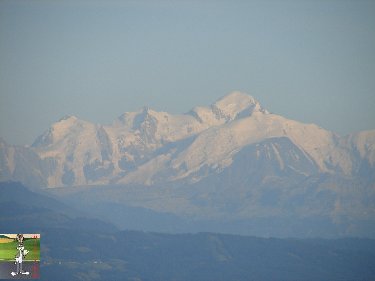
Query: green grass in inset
xmin=0 ymin=239 xmax=40 ymax=261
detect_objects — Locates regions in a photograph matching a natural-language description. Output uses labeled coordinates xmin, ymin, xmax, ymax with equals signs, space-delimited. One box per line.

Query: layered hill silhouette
xmin=1 ymin=182 xmax=375 ymax=281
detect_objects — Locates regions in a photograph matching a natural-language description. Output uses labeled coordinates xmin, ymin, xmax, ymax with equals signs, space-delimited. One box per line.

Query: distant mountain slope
xmin=0 ymin=181 xmax=117 ymax=233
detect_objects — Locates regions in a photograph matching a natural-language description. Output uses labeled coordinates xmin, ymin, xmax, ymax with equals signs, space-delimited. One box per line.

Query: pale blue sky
xmin=1 ymin=0 xmax=375 ymax=145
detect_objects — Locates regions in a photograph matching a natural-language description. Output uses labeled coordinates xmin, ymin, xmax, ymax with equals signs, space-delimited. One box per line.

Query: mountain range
xmin=1 ymin=92 xmax=374 ymax=237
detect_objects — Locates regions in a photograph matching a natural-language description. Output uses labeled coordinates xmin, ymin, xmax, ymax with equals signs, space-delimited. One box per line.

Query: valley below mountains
xmin=1 ymin=92 xmax=375 ymax=238
xmin=1 ymin=182 xmax=374 ymax=281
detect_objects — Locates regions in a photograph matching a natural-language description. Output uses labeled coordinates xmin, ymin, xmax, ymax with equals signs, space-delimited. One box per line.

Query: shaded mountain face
xmin=0 ymin=140 xmax=54 ymax=188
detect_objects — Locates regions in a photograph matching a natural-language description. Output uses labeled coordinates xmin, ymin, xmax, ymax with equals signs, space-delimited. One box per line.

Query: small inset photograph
xmin=0 ymin=234 xmax=40 ymax=279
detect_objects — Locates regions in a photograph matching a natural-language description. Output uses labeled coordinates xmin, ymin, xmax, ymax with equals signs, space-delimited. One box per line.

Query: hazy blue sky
xmin=1 ymin=0 xmax=375 ymax=145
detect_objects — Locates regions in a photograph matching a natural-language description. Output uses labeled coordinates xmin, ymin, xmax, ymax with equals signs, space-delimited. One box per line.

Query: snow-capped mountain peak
xmin=211 ymin=91 xmax=269 ymax=121
xmin=58 ymin=115 xmax=79 ymax=122
xmin=31 ymin=115 xmax=89 ymax=148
